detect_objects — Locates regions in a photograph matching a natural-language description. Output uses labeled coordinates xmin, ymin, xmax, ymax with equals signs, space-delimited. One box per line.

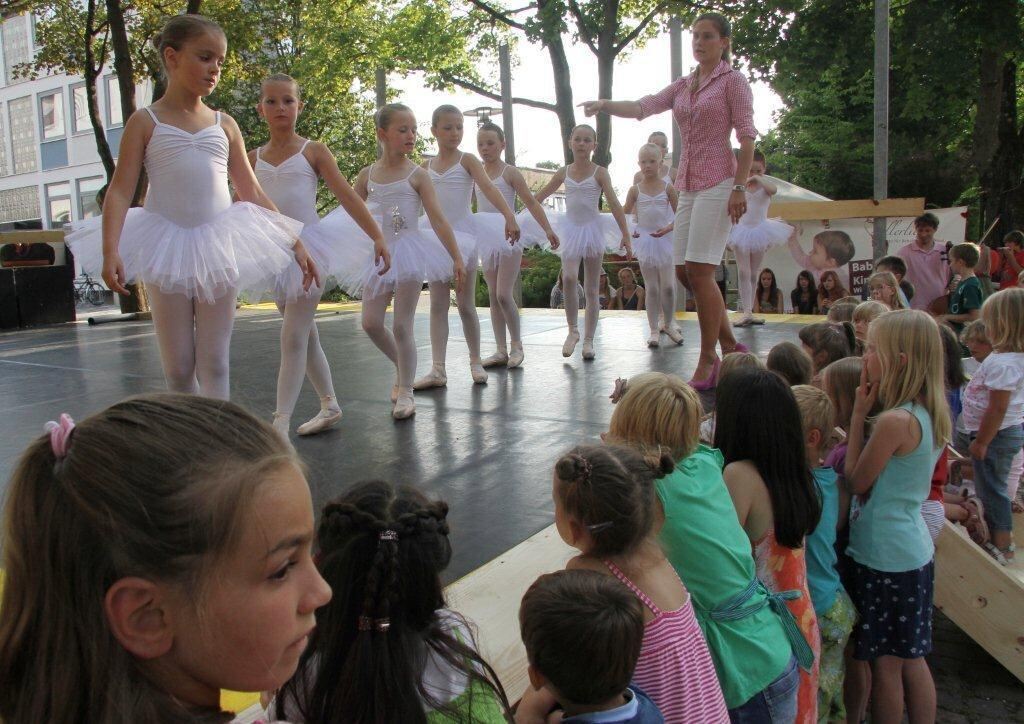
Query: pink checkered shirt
xmin=637 ymin=60 xmax=757 ymax=192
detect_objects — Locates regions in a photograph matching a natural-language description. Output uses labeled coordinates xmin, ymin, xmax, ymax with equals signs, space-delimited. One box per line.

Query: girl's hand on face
xmin=853 ymin=363 xmax=878 ymax=420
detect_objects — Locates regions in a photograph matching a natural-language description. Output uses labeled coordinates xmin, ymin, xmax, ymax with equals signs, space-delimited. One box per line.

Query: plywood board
xmin=768 ymin=198 xmax=925 ymax=221
xmin=445 ymin=523 xmax=575 ymax=699
xmin=933 ymin=514 xmax=1024 ymax=683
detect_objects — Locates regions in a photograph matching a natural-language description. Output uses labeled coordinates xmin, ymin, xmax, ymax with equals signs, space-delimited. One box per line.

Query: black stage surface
xmin=0 ymin=305 xmax=793 ymax=580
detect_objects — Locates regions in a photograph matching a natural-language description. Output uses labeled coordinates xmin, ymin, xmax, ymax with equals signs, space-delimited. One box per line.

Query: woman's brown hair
xmin=0 ymin=393 xmax=293 ymax=724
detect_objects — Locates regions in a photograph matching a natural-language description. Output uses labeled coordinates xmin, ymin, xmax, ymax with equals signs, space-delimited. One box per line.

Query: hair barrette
xmin=44 ymin=413 xmax=75 ymax=460
xmin=587 ymin=521 xmax=614 ymax=533
xmin=379 ymin=529 xmax=399 ymax=542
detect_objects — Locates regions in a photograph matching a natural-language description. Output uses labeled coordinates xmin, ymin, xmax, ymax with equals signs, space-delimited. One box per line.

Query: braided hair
xmin=276 ymin=480 xmax=511 ymax=723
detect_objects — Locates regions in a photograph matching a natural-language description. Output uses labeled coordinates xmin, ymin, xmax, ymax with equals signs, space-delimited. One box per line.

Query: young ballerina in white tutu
xmin=66 ymin=16 xmax=318 ymax=400
xmin=529 ymin=124 xmax=632 ymax=360
xmin=729 ymin=150 xmax=792 ymax=327
xmin=475 ymin=121 xmax=560 ymax=369
xmin=631 ymin=130 xmax=676 ymax=186
xmin=352 ymin=103 xmax=466 ymax=419
xmin=413 ymin=105 xmax=520 ymax=390
xmin=622 ymin=143 xmax=682 ymax=348
xmin=247 ymin=73 xmax=388 ymax=438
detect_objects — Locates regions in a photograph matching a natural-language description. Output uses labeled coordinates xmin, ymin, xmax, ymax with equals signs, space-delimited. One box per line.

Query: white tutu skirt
xmin=355 ymin=229 xmax=454 ymax=301
xmin=418 ymin=214 xmax=483 ymax=268
xmin=524 ymin=211 xmax=623 ymax=260
xmin=66 ymin=202 xmax=302 ymax=304
xmin=632 ymin=227 xmax=674 ymax=267
xmin=728 ymin=218 xmax=793 ymax=253
xmin=244 ymin=207 xmax=379 ymax=303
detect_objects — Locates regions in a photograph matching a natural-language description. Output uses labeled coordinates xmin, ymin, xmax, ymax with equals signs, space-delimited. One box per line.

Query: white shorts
xmin=672 ymin=178 xmax=734 ymax=266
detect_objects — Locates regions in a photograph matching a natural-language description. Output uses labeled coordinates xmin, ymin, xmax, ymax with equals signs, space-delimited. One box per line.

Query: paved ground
xmin=1 ymin=301 xmax=1020 ymax=718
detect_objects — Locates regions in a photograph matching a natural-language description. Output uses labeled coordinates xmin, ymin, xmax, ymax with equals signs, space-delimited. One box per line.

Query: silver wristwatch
xmin=732 ymin=184 xmax=746 ymax=192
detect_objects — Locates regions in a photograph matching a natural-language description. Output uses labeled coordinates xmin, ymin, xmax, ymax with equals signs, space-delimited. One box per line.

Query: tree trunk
xmin=594 ymin=50 xmax=616 ymax=167
xmin=536 ymin=0 xmax=577 ymax=164
xmin=83 ymin=0 xmax=114 ymax=180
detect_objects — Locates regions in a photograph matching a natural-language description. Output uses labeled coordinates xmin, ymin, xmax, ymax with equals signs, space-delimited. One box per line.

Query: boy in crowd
xmin=873 ymin=255 xmax=915 ymax=307
xmin=940 ymin=242 xmax=983 ymax=335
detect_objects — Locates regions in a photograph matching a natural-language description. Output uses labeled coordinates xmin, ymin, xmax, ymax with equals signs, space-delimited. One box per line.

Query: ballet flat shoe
xmin=296 ymin=408 xmax=342 ymax=436
xmin=562 ymin=329 xmax=580 ymax=357
xmin=413 ymin=368 xmax=447 ymax=390
xmin=582 ymin=339 xmax=596 ymax=360
xmin=482 ymin=352 xmax=509 ymax=368
xmin=470 ymin=363 xmax=488 ymax=384
xmin=647 ymin=332 xmax=661 ymax=348
xmin=508 ymin=347 xmax=525 ymax=368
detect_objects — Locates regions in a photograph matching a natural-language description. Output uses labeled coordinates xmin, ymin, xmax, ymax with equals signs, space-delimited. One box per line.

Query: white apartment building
xmin=0 ymin=12 xmax=148 ymax=232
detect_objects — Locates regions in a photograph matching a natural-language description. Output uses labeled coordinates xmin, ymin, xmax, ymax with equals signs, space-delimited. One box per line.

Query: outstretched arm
xmin=579 ymin=99 xmax=643 ymax=118
xmin=99 ymin=110 xmax=149 ymax=295
xmin=414 ymin=169 xmax=467 ymax=292
xmin=596 ymin=168 xmax=633 ymax=258
xmin=532 ymin=167 xmax=566 ymax=204
xmin=463 ymin=154 xmax=519 ymax=242
xmin=507 ymin=168 xmax=560 ymax=249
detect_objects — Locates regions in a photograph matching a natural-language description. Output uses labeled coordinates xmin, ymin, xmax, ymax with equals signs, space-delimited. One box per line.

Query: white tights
xmin=361 ymin=280 xmax=423 ymax=389
xmin=274 ymin=291 xmax=337 ymax=417
xmin=148 ymin=287 xmax=237 ymax=400
xmin=483 ymin=248 xmax=523 ymax=352
xmin=562 ymin=255 xmax=602 ymax=340
xmin=639 ymin=260 xmax=677 ymax=335
xmin=734 ymin=248 xmax=765 ymax=315
xmin=426 ymin=255 xmax=482 ymax=366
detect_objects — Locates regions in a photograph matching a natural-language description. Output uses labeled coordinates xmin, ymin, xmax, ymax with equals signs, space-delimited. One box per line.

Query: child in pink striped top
xmin=550 ymin=444 xmax=729 ymax=723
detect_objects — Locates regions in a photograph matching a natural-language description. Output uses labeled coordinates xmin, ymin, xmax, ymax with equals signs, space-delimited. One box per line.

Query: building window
xmin=45 ymin=181 xmax=72 ymax=228
xmin=106 ymin=75 xmax=123 ymax=127
xmin=2 ymin=14 xmax=32 ymax=86
xmin=9 ymin=96 xmax=38 ymax=174
xmin=77 ymin=176 xmax=104 ymax=219
xmin=71 ymin=83 xmax=92 ymax=133
xmin=40 ymin=90 xmax=66 ymax=140
xmin=0 ymin=185 xmax=41 ymax=225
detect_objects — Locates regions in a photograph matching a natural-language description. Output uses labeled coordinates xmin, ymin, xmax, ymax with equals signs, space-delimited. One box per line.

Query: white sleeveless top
xmin=367 ymin=166 xmax=422 ymax=237
xmin=635 ymin=185 xmax=674 ymax=230
xmin=253 ymin=140 xmax=319 ymax=226
xmin=661 ymin=173 xmax=673 ymax=186
xmin=476 ymin=166 xmax=516 ymax=214
xmin=427 ymin=153 xmax=474 ymax=225
xmin=143 ymin=107 xmax=231 ymax=227
xmin=737 ymin=186 xmax=771 ymax=227
xmin=565 ymin=170 xmax=602 ymax=224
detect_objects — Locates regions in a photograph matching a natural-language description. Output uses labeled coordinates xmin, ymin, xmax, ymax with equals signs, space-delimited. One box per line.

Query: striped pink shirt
xmin=605 ymin=561 xmax=729 ymax=724
xmin=637 ymin=60 xmax=757 ymax=192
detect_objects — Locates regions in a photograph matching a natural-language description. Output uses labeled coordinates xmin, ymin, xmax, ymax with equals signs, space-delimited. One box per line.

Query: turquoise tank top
xmin=805 ymin=467 xmax=842 ymax=616
xmin=846 ymin=403 xmax=941 ymax=572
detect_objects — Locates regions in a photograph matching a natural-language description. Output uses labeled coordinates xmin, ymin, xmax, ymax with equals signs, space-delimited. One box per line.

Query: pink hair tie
xmin=44 ymin=414 xmax=75 ymax=459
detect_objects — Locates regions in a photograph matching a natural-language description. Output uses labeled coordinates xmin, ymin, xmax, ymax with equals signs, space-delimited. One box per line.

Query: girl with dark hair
xmin=714 ymin=368 xmax=822 ymax=724
xmin=274 ymin=480 xmax=511 ymax=723
xmin=817 ymin=270 xmax=848 ymax=314
xmin=791 ymin=270 xmax=819 ymax=315
xmin=753 ymin=267 xmax=783 ymax=314
xmin=798 ymin=321 xmax=856 ymax=376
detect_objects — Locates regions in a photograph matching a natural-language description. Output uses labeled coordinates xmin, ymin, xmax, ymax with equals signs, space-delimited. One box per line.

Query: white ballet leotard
xmin=475 ymin=168 xmax=538 ymax=271
xmin=529 ymin=169 xmax=621 ymax=260
xmin=251 ymin=142 xmax=374 ymax=302
xmin=66 ymin=107 xmax=302 ymax=304
xmin=728 ymin=186 xmax=793 ymax=253
xmin=421 ymin=154 xmax=505 ymax=268
xmin=632 ymin=184 xmax=675 ymax=267
xmin=357 ymin=167 xmax=454 ymax=300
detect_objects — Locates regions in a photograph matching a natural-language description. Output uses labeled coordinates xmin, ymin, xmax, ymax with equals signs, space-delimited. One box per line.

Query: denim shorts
xmin=728 ymin=655 xmax=799 ymax=723
xmin=964 ymin=424 xmax=1024 ymax=532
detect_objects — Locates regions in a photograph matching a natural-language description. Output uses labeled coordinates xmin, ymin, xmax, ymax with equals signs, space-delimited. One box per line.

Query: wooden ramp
xmin=934 ymin=513 xmax=1024 ymax=683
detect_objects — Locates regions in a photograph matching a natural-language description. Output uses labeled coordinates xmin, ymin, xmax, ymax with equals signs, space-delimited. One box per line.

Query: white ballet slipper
xmin=647 ymin=332 xmax=661 ymax=348
xmin=271 ymin=412 xmax=291 ymax=444
xmin=582 ymin=339 xmax=595 ymax=360
xmin=413 ymin=365 xmax=447 ymax=390
xmin=296 ymin=398 xmax=342 ymax=436
xmin=482 ymin=351 xmax=509 ymax=368
xmin=508 ymin=345 xmax=524 ymax=368
xmin=470 ymin=362 xmax=488 ymax=384
xmin=393 ymin=388 xmax=416 ymax=420
xmin=562 ymin=328 xmax=580 ymax=357
xmin=665 ymin=326 xmax=684 ymax=345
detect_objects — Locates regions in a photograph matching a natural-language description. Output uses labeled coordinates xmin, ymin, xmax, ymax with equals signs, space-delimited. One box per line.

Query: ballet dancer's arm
xmin=506 ymin=167 xmax=560 ymax=249
xmin=532 ymin=167 xmax=566 ymax=204
xmin=353 ymin=166 xmax=370 ymax=201
xmin=579 ymin=99 xmax=643 ymax=118
xmin=412 ymin=168 xmax=467 ymax=292
xmin=595 ymin=167 xmax=633 ymax=259
xmin=222 ymin=114 xmax=320 ymax=291
xmin=310 ymin=142 xmax=390 ymax=274
xmin=99 ymin=110 xmax=150 ymax=295
xmin=753 ymin=174 xmax=778 ymax=196
xmin=622 ymin=186 xmax=638 ymax=219
xmin=462 ymin=154 xmax=520 ymax=243
xmin=651 ymin=186 xmax=678 ymax=238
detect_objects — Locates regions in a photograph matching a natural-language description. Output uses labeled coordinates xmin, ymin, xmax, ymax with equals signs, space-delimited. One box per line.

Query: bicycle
xmin=74 ymin=273 xmax=106 ymax=306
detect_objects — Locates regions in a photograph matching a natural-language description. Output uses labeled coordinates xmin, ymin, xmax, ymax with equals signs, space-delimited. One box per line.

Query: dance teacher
xmin=582 ymin=12 xmax=756 ymax=388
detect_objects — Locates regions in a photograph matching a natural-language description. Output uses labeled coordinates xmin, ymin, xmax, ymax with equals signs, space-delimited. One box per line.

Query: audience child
xmin=517 ymin=570 xmax=665 ymax=724
xmin=817 ymin=270 xmax=848 ymax=315
xmin=897 ymin=213 xmax=950 ymax=312
xmin=868 ymin=271 xmax=905 ymax=310
xmin=873 ymin=255 xmax=914 ymax=307
xmin=520 ymin=444 xmax=728 ymax=722
xmin=753 ymin=268 xmax=785 ymax=315
xmin=719 ymin=350 xmax=763 ymax=380
xmin=714 ymin=368 xmax=822 ymax=724
xmin=791 ymin=270 xmax=819 ymax=315
xmin=826 ymin=302 xmax=857 ymax=323
xmin=939 ymin=242 xmax=983 ymax=335
xmin=798 ymin=321 xmax=856 ymax=378
xmin=845 ymin=310 xmax=950 ymax=724
xmin=957 ymin=289 xmax=1024 ymax=564
xmin=767 ymin=341 xmax=814 ymax=386
xmin=274 ymin=480 xmax=511 ymax=723
xmin=792 ymin=385 xmax=856 ymax=724
xmin=606 ymin=373 xmax=804 ymax=720
xmin=997 ymin=231 xmax=1023 ymax=289
xmin=0 ymin=394 xmax=332 ymax=723
xmin=852 ymin=300 xmax=889 ymax=352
